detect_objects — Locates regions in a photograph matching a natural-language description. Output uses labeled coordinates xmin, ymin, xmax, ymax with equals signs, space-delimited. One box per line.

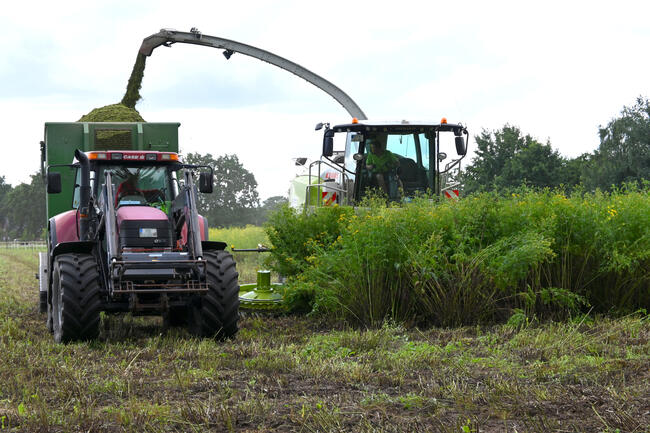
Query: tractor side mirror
xmin=437 ymin=152 xmax=447 ymax=162
xmin=198 ymin=172 xmax=213 ymax=193
xmin=322 ymin=129 xmax=335 ymax=157
xmin=455 ymin=136 xmax=467 ymax=156
xmin=47 ymin=172 xmax=62 ymax=194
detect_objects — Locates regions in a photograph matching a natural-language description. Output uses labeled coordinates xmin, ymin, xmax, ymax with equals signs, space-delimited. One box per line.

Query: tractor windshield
xmin=99 ymin=165 xmax=172 ymax=210
xmin=71 ymin=163 xmax=176 ymax=212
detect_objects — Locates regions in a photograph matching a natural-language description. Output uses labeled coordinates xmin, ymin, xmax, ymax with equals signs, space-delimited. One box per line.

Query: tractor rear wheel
xmin=52 ymin=253 xmax=102 ymax=343
xmin=188 ymin=251 xmax=239 ymax=339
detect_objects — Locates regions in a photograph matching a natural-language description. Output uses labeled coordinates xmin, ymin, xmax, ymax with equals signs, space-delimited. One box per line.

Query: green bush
xmin=266 ymin=186 xmax=650 ymax=326
xmin=265 ymin=204 xmax=354 ymax=277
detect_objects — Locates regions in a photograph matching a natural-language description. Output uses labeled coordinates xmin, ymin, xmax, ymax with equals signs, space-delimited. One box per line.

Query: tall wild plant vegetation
xmin=266 ymin=186 xmax=649 ymax=326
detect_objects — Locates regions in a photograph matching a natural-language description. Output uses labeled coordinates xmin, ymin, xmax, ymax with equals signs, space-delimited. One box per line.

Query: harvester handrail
xmin=306 ymin=158 xmax=349 ymax=207
xmin=304 ymin=183 xmax=348 ymax=208
xmin=441 ymin=181 xmax=461 ymax=192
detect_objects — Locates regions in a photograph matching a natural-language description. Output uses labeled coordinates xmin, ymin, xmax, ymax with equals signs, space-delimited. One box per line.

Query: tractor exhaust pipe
xmin=74 ymin=149 xmax=91 ymax=241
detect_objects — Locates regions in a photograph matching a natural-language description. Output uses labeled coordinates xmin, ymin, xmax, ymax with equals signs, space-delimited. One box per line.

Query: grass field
xmin=0 ymin=249 xmax=648 ymax=431
xmin=209 ymin=225 xmax=271 ymax=284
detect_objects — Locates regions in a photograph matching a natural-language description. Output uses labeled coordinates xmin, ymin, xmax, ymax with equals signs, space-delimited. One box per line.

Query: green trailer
xmin=41 ymin=122 xmax=180 ymax=219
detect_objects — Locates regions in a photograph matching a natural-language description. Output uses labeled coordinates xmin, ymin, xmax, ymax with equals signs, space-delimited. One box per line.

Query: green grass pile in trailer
xmin=266 ymin=186 xmax=650 ymax=326
xmin=78 ymin=103 xmax=145 ymax=122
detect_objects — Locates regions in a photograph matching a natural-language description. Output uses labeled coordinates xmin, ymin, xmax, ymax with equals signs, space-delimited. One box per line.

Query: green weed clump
xmin=266 ymin=204 xmax=354 ymax=277
xmin=266 ymin=186 xmax=650 ymax=326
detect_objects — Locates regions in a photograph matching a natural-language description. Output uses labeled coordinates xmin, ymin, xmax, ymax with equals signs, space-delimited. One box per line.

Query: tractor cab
xmin=299 ymin=119 xmax=468 ymax=206
xmin=72 ymin=151 xmax=181 ymax=212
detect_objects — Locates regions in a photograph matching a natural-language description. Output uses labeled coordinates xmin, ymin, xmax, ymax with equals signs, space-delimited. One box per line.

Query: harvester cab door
xmin=343 ymin=132 xmax=362 ymax=200
xmin=384 ymin=132 xmax=430 ymax=196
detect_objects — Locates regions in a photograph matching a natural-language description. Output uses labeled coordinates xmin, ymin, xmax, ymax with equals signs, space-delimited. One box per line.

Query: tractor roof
xmin=72 ymin=150 xmax=180 ymax=164
xmin=332 ymin=119 xmax=466 ymax=133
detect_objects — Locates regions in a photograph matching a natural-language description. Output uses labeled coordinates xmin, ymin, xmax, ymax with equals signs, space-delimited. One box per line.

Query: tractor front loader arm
xmin=171 ymin=170 xmax=204 ymax=260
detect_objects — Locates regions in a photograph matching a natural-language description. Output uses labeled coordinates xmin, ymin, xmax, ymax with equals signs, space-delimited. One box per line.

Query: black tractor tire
xmin=165 ymin=306 xmax=189 ymax=328
xmin=51 ymin=253 xmax=102 ymax=343
xmin=188 ymin=251 xmax=239 ymax=339
xmin=46 ymin=300 xmax=53 ymax=334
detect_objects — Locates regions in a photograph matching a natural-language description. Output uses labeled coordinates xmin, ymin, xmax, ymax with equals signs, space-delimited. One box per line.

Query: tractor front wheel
xmin=52 ymin=253 xmax=102 ymax=343
xmin=188 ymin=251 xmax=239 ymax=339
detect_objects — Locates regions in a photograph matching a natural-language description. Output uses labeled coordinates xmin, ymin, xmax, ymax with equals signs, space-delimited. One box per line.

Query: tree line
xmin=1 ymin=96 xmax=648 ymax=240
xmin=462 ymin=96 xmax=650 ymax=193
xmin=0 ymin=153 xmax=286 ymax=241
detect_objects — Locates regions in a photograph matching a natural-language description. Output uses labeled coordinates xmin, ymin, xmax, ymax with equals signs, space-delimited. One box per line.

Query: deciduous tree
xmin=463 ymin=125 xmax=566 ymax=193
xmin=184 ymin=152 xmax=260 ymax=227
xmin=582 ymin=96 xmax=650 ymax=190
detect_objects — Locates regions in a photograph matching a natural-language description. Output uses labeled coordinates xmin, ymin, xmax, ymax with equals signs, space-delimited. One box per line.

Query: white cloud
xmin=1 ymin=0 xmax=650 ymax=198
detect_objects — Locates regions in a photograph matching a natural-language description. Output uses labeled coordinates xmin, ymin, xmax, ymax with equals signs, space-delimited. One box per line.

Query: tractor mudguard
xmin=51 ymin=241 xmax=96 ymax=258
xmin=202 ymin=241 xmax=227 ymax=251
xmin=49 ymin=210 xmax=79 ymax=245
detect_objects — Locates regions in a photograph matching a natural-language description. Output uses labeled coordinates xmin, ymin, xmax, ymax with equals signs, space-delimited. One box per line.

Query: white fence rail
xmin=0 ymin=241 xmax=46 ymax=249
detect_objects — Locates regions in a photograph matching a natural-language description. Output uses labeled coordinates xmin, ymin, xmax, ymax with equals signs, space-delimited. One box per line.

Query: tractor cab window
xmin=72 ymin=168 xmax=96 ymax=209
xmin=99 ymin=165 xmax=172 ymax=211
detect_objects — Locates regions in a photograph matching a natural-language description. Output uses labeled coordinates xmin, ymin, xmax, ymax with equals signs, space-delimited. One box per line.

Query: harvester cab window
xmin=386 ymin=134 xmax=416 ymax=161
xmin=344 ymin=132 xmax=361 ymax=174
xmin=362 ymin=131 xmax=432 ymax=196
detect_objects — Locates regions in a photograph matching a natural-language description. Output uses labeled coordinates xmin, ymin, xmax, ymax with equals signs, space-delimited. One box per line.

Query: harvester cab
xmin=39 ymin=122 xmax=239 ymax=343
xmin=293 ymin=119 xmax=468 ymax=206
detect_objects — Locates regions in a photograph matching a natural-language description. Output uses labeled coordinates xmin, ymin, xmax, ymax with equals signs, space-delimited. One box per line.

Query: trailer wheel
xmin=52 ymin=253 xmax=102 ymax=343
xmin=189 ymin=251 xmax=239 ymax=339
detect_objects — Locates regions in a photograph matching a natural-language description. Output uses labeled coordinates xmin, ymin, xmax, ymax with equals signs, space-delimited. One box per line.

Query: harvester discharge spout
xmin=138 ymin=28 xmax=368 ymax=120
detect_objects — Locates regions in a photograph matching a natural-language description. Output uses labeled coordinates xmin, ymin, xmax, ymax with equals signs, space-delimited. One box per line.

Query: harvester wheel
xmin=189 ymin=251 xmax=239 ymax=339
xmin=52 ymin=253 xmax=102 ymax=343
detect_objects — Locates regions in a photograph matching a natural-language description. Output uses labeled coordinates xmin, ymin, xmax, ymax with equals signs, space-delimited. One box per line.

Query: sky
xmin=1 ymin=0 xmax=649 ymax=200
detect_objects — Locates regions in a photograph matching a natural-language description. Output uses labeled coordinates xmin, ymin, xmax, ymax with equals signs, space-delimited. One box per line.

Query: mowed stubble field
xmin=0 ymin=249 xmax=648 ymax=432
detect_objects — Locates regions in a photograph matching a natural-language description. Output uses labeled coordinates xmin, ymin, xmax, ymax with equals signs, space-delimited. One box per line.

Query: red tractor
xmin=40 ymin=122 xmax=239 ymax=342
